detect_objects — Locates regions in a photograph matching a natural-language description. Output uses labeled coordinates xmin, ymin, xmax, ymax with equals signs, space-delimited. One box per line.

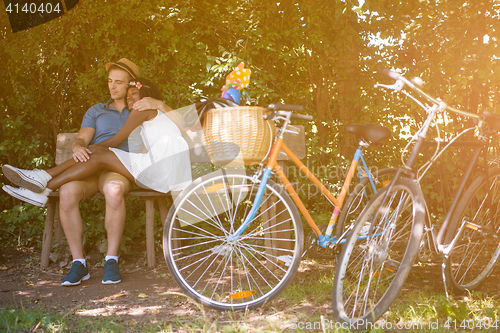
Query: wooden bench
xmin=41 ymin=133 xmax=176 ymax=269
xmin=41 ymin=126 xmax=306 ymax=269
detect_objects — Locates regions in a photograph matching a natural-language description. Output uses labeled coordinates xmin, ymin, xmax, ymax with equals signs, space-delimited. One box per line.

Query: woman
xmin=2 ymin=78 xmax=192 ymax=207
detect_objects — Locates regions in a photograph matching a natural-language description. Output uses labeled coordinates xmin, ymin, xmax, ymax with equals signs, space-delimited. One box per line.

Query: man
xmin=58 ymin=58 xmax=169 ymax=286
xmin=2 ymin=58 xmax=182 ymax=286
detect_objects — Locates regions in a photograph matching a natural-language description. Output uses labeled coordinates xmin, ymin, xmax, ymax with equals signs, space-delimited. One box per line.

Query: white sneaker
xmin=2 ymin=165 xmax=52 ymax=193
xmin=2 ymin=185 xmax=49 ymax=207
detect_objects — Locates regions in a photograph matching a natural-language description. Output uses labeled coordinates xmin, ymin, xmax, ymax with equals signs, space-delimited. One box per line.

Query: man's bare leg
xmin=59 ymin=178 xmax=97 ymax=286
xmin=99 ymin=171 xmax=131 ymax=284
xmin=101 ymin=177 xmax=128 ymax=256
xmin=59 ymin=183 xmax=86 ymax=259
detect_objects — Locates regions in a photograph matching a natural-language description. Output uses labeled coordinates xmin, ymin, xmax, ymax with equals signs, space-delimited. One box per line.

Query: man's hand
xmin=133 ymin=97 xmax=173 ymax=113
xmin=72 ymin=127 xmax=95 ymax=162
xmin=73 ymin=145 xmax=93 ymax=162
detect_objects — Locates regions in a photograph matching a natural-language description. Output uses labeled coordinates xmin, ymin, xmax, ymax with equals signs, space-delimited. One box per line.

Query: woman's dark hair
xmin=128 ymin=78 xmax=163 ymax=100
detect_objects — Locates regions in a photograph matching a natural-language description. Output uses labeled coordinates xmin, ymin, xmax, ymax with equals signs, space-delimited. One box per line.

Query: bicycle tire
xmin=332 ymin=177 xmax=425 ymax=329
xmin=163 ymin=169 xmax=304 ymax=311
xmin=444 ymin=167 xmax=500 ymax=292
xmin=336 ymin=168 xmax=397 ymax=242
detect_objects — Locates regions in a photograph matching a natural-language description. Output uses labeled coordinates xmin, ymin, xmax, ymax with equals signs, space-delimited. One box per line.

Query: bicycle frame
xmin=394 ymin=108 xmax=488 ymax=248
xmin=375 ymin=72 xmax=496 ymax=297
xmin=229 ymin=115 xmax=379 ymax=249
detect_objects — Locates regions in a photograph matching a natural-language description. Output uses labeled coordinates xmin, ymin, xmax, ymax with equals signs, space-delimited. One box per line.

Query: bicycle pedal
xmin=384 ymin=259 xmax=400 ymax=272
xmin=384 ymin=266 xmax=395 ymax=273
xmin=371 ymin=264 xmax=398 ymax=278
xmin=277 ymin=255 xmax=293 ymax=267
xmin=465 ymin=222 xmax=482 ymax=232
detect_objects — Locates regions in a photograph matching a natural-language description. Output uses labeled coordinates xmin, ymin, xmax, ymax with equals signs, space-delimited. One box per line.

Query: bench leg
xmin=157 ymin=198 xmax=168 ymax=226
xmin=145 ymin=199 xmax=155 ymax=268
xmin=261 ymin=195 xmax=291 ymax=270
xmin=158 ymin=197 xmax=181 ymax=252
xmin=53 ymin=202 xmax=64 ymax=245
xmin=41 ymin=199 xmax=56 ymax=268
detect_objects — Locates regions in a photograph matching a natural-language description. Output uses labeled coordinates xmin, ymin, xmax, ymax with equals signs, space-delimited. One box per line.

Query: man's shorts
xmin=65 ymin=170 xmax=132 ymax=202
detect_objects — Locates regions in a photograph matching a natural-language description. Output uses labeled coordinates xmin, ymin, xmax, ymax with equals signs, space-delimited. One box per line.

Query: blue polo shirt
xmin=81 ymin=99 xmax=130 ymax=151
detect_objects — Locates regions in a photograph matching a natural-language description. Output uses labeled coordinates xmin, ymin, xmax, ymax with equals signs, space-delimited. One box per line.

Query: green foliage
xmin=0 ymin=204 xmax=46 ymax=248
xmin=437 ymin=295 xmax=470 ymax=320
xmin=0 ymin=304 xmax=143 ymax=332
xmin=0 ymin=306 xmax=60 ymax=332
xmin=281 ymin=272 xmax=334 ymax=304
xmin=1 ymin=0 xmax=499 ymax=253
xmin=0 ymin=116 xmax=53 ymax=169
xmin=78 ymin=196 xmax=148 ymax=258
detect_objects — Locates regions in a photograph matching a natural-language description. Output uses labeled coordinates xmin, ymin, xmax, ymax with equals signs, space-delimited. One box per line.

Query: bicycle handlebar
xmin=290 ymin=113 xmax=313 ymax=121
xmin=265 ymin=103 xmax=314 ymax=121
xmin=378 ymin=67 xmax=402 ymax=81
xmin=378 ymin=68 xmax=482 ymax=120
xmin=272 ymin=103 xmax=304 ymax=113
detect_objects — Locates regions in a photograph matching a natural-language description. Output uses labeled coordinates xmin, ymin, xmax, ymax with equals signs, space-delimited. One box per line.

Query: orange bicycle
xmin=163 ymin=103 xmax=392 ymax=310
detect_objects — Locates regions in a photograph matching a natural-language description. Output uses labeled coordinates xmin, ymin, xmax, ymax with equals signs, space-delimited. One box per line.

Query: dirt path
xmin=1 ymin=247 xmax=189 ymax=315
xmin=0 ymin=247 xmax=311 ymax=330
xmin=2 ymin=246 xmax=500 ymax=331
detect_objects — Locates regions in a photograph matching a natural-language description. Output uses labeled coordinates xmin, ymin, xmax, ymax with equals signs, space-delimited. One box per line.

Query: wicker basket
xmin=201 ymin=106 xmax=275 ymax=166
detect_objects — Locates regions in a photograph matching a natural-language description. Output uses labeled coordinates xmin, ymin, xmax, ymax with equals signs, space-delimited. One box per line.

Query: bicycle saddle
xmin=479 ymin=110 xmax=500 ymax=132
xmin=346 ymin=123 xmax=391 ymax=145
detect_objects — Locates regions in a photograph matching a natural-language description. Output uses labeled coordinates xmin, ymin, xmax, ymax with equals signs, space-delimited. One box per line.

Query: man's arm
xmin=132 ymin=97 xmax=173 ymax=114
xmin=72 ymin=127 xmax=96 ymax=162
xmin=94 ymin=109 xmax=156 ymax=148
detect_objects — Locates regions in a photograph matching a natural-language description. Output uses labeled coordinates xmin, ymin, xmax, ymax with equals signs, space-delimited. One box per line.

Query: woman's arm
xmin=133 ymin=97 xmax=173 ymax=113
xmin=95 ymin=109 xmax=157 ymax=148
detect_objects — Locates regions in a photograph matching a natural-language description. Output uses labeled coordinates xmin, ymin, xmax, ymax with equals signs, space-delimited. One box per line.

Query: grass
xmin=2 ymin=259 xmax=500 ymax=332
xmin=0 ymin=304 xmax=283 ymax=332
xmin=281 ymin=271 xmax=334 ymax=305
xmin=2 ymin=290 xmax=500 ymax=332
xmin=377 ymin=290 xmax=500 ymax=333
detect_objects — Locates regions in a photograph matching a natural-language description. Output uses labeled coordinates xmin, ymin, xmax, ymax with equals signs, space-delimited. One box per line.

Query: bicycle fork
xmin=439 ymin=218 xmax=488 ymax=299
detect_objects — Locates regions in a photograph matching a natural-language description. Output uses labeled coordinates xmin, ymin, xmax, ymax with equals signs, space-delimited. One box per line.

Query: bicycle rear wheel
xmin=332 ymin=178 xmax=425 ymax=328
xmin=163 ymin=169 xmax=303 ymax=311
xmin=444 ymin=167 xmax=500 ymax=292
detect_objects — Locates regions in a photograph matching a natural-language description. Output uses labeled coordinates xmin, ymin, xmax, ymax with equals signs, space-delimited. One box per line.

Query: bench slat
xmin=48 ymin=190 xmax=171 ymax=198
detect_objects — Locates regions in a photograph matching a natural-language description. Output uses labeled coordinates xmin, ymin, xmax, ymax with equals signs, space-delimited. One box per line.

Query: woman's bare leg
xmin=46 ymin=159 xmax=78 ymax=178
xmin=46 ymin=147 xmax=134 ymax=190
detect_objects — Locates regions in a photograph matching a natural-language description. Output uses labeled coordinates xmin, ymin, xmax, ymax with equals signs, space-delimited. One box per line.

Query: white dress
xmin=109 ymin=110 xmax=192 ymax=193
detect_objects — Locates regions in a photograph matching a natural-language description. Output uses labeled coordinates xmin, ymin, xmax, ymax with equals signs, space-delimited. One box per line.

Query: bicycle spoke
xmin=333 ymin=178 xmax=424 ymax=327
xmin=164 ymin=171 xmax=303 ymax=310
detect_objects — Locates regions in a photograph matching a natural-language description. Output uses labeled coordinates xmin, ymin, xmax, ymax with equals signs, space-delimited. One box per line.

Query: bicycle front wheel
xmin=163 ymin=169 xmax=303 ymax=311
xmin=444 ymin=167 xmax=500 ymax=292
xmin=332 ymin=178 xmax=425 ymax=328
xmin=336 ymin=168 xmax=397 ymax=242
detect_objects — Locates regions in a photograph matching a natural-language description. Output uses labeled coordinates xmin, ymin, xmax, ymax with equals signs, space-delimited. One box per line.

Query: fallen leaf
xmin=49 ymin=252 xmax=60 ymax=263
xmin=138 ymin=293 xmax=148 ymax=298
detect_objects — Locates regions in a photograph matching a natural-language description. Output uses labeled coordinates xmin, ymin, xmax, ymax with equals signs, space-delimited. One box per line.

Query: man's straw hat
xmin=105 ymin=58 xmax=139 ymax=79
